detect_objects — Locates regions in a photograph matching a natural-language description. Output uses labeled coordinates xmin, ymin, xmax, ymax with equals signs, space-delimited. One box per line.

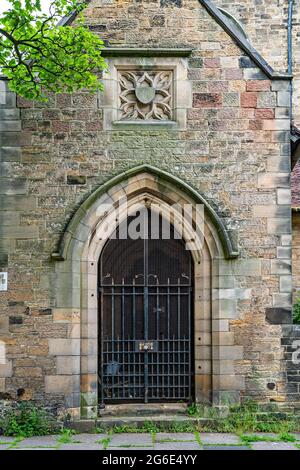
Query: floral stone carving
xmin=119 ymin=70 xmax=173 ymax=121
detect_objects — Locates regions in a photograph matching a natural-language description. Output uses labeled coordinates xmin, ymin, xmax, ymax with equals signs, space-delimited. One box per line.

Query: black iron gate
xmin=98 ymin=211 xmax=193 ymax=404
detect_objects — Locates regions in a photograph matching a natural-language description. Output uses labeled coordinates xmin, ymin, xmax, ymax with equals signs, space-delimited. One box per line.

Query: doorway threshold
xmin=98 ymin=403 xmax=189 ymax=418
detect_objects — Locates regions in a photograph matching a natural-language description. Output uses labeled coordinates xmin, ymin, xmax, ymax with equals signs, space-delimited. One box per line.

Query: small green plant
xmin=94 ymin=426 xmax=105 ymax=434
xmin=278 ymin=431 xmax=297 ymax=443
xmin=0 ymin=402 xmax=54 ymax=437
xmin=142 ymin=421 xmax=160 ymax=434
xmin=112 ymin=424 xmax=140 ymax=434
xmin=215 ymin=401 xmax=259 ymax=433
xmin=186 ymin=403 xmax=220 ymax=419
xmin=293 ymin=297 xmax=300 ymax=324
xmin=167 ymin=421 xmax=195 ymax=433
xmin=208 ymin=401 xmax=299 ymax=434
xmin=97 ymin=436 xmax=111 ymax=450
xmin=194 ymin=431 xmax=202 ymax=447
xmin=57 ymin=428 xmax=78 ymax=444
xmin=187 ymin=404 xmax=199 ymax=416
xmin=113 ymin=421 xmax=160 ymax=434
xmin=240 ymin=431 xmax=297 ymax=444
xmin=240 ymin=434 xmax=277 ymax=444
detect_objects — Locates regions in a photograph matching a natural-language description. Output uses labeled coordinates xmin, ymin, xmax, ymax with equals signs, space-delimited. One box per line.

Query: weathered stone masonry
xmin=0 ymin=0 xmax=299 ymax=417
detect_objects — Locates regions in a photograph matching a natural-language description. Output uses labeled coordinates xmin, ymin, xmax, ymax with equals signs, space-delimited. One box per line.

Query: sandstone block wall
xmin=0 ymin=0 xmax=297 ymax=413
xmin=292 ymin=212 xmax=300 ymax=299
xmin=218 ymin=0 xmax=300 ymax=126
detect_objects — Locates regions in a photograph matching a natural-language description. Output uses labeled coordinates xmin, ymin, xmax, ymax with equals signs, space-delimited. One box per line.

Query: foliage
xmin=240 ymin=431 xmax=296 ymax=444
xmin=213 ymin=402 xmax=298 ymax=434
xmin=187 ymin=403 xmax=221 ymax=419
xmin=0 ymin=0 xmax=106 ymax=101
xmin=186 ymin=400 xmax=299 ymax=434
xmin=186 ymin=403 xmax=198 ymax=416
xmin=293 ymin=297 xmax=300 ymax=324
xmin=112 ymin=421 xmax=160 ymax=434
xmin=57 ymin=428 xmax=78 ymax=443
xmin=0 ymin=402 xmax=55 ymax=437
xmin=1 ymin=401 xmax=298 ymax=438
xmin=278 ymin=431 xmax=297 ymax=442
xmin=97 ymin=436 xmax=111 ymax=449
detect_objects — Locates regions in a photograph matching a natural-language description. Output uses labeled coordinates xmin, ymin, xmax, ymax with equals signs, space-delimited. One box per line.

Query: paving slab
xmin=156 ymin=433 xmax=196 ymax=443
xmin=203 ymin=445 xmax=249 ymax=451
xmin=0 ymin=436 xmax=18 ymax=443
xmin=71 ymin=433 xmax=107 ymax=444
xmin=59 ymin=443 xmax=103 ymax=450
xmin=13 ymin=447 xmax=56 ymax=451
xmin=17 ymin=436 xmax=60 ymax=447
xmin=200 ymin=433 xmax=240 ymax=445
xmin=109 ymin=433 xmax=153 ymax=447
xmin=109 ymin=446 xmax=154 ymax=450
xmin=251 ymin=442 xmax=298 ymax=451
xmin=242 ymin=433 xmax=278 ymax=440
xmin=154 ymin=442 xmax=200 ymax=450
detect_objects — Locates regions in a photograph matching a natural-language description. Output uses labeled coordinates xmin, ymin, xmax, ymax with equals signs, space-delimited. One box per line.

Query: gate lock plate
xmin=136 ymin=341 xmax=158 ymax=352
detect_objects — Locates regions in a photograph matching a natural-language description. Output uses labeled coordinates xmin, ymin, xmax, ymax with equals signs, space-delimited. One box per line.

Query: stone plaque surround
xmin=101 ymin=55 xmax=192 ymax=130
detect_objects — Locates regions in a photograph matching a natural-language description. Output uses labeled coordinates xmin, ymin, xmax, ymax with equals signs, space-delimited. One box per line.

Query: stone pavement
xmin=0 ymin=433 xmax=300 ymax=450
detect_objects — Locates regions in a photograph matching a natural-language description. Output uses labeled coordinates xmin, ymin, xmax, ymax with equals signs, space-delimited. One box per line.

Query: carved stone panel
xmin=118 ymin=70 xmax=173 ymax=121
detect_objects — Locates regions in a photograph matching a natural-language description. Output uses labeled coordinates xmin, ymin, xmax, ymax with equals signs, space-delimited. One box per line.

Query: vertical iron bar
xmin=99 ymin=284 xmax=104 ymax=407
xmin=167 ymin=278 xmax=170 ymax=398
xmin=162 ymin=333 xmax=165 ymax=399
xmin=188 ymin=286 xmax=192 ymax=400
xmin=117 ymin=336 xmax=120 ymax=399
xmin=156 ymin=278 xmax=159 ymax=399
xmin=177 ymin=279 xmax=181 ymax=338
xmin=133 ymin=279 xmax=136 ymax=338
xmin=132 ymin=280 xmax=136 ymax=398
xmin=177 ymin=280 xmax=180 ymax=400
xmin=122 ymin=278 xmax=125 ymax=398
xmin=111 ymin=281 xmax=115 ymax=399
xmin=173 ymin=334 xmax=175 ymax=399
xmin=144 ymin=229 xmax=149 ymax=404
xmin=144 ymin=286 xmax=149 ymax=403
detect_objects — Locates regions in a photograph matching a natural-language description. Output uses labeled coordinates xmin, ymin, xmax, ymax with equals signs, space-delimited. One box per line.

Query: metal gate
xmin=98 ymin=211 xmax=193 ymax=405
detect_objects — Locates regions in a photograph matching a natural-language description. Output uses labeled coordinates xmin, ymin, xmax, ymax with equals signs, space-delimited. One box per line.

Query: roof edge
xmin=199 ymin=0 xmax=292 ymax=80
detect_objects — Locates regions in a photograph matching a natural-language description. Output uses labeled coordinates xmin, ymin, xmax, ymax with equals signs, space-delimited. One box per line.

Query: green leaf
xmin=0 ymin=0 xmax=106 ymax=101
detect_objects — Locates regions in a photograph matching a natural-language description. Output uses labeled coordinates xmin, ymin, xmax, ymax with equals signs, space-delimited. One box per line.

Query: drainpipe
xmin=288 ymin=0 xmax=294 ymax=120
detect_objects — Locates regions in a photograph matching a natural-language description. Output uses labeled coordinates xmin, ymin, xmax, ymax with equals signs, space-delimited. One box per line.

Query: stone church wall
xmin=0 ymin=0 xmax=298 ymax=414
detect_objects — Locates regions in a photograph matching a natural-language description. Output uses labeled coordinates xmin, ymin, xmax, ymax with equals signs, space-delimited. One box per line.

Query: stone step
xmin=67 ymin=415 xmax=220 ymax=433
xmin=99 ymin=403 xmax=188 ymax=417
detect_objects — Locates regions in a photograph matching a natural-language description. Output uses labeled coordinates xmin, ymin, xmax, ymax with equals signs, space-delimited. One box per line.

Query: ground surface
xmin=1 ymin=433 xmax=300 ymax=450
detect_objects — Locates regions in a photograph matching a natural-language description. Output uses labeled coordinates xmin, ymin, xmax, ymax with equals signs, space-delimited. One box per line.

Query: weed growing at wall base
xmin=293 ymin=297 xmax=300 ymax=324
xmin=0 ymin=402 xmax=57 ymax=437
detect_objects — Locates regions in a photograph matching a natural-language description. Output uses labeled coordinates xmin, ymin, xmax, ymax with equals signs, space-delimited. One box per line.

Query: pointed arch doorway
xmin=53 ymin=164 xmax=240 ymax=417
xmin=98 ymin=209 xmax=194 ymax=405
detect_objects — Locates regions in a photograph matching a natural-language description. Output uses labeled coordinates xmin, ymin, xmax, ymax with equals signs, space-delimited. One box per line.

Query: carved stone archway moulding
xmin=51 ymin=165 xmax=242 ymax=419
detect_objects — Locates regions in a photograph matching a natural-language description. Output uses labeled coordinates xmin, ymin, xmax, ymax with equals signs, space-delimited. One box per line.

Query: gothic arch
xmin=52 ymin=164 xmax=238 ymax=263
xmin=52 ymin=165 xmax=240 ymax=419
